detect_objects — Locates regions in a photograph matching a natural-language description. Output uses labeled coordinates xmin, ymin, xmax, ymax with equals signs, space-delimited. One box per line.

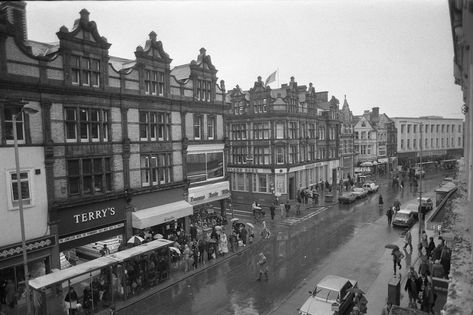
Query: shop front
xmin=188 ymin=181 xmax=231 ymax=237
xmin=131 ymin=188 xmax=192 ymax=240
xmin=0 ymin=235 xmax=56 ymax=306
xmin=56 ymin=198 xmax=127 ymax=266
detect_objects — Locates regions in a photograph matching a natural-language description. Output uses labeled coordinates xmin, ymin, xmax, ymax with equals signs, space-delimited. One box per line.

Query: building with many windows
xmin=354 ymin=107 xmax=397 ymax=176
xmin=0 ymin=3 xmax=227 ymax=271
xmin=338 ymin=96 xmax=356 ymax=181
xmin=227 ymin=77 xmax=340 ymax=207
xmin=391 ymin=116 xmax=463 ymax=169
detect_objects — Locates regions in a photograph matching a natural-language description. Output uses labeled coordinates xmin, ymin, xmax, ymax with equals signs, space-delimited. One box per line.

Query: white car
xmin=362 ymin=182 xmax=379 ymax=193
xmin=299 ymin=275 xmax=358 ymax=315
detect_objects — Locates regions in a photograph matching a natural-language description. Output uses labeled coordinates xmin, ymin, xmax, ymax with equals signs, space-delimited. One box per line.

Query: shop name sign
xmin=73 ymin=207 xmax=116 ymax=224
xmin=190 ymin=189 xmax=230 ymax=203
xmin=59 ymin=223 xmax=125 ymax=244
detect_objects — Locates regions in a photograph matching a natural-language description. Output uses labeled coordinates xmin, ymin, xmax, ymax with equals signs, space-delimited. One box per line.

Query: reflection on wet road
xmin=123 ymin=171 xmax=452 ymax=315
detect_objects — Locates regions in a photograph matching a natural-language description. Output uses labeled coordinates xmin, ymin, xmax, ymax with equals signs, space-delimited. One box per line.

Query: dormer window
xmin=70 ymin=55 xmax=100 ymax=87
xmin=197 ymin=80 xmax=211 ymax=102
xmin=145 ymin=70 xmax=165 ymax=96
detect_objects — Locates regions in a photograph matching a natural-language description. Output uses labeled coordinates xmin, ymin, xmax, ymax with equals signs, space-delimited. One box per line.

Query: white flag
xmin=265 ymin=70 xmax=277 ymax=86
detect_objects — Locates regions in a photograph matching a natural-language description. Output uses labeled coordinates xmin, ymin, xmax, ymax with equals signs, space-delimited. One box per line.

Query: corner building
xmin=227 ymin=77 xmax=340 ymax=207
xmin=0 ymin=3 xmax=227 ymax=269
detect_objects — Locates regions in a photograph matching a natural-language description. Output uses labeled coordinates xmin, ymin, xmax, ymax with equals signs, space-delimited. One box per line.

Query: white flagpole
xmin=277 ymin=68 xmax=279 ymax=87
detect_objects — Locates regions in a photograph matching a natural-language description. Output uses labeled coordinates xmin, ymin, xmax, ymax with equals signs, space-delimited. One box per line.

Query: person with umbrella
xmin=391 ymin=245 xmax=404 ymax=276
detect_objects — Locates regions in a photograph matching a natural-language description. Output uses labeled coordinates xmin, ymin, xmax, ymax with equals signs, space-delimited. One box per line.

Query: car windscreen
xmin=315 ymin=287 xmax=339 ymax=301
xmin=395 ymin=213 xmax=410 ymax=220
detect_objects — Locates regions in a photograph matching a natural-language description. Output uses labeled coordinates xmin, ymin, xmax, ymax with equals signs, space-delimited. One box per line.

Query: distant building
xmin=391 ymin=116 xmax=463 ymax=169
xmin=227 ymin=78 xmax=340 ymax=207
xmin=353 ymin=107 xmax=397 ymax=176
xmin=339 ymin=96 xmax=356 ymax=180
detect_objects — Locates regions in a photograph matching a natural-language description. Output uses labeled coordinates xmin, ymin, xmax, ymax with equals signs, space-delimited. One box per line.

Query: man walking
xmin=284 ymin=200 xmax=291 ymax=218
xmin=386 ymin=207 xmax=394 ymax=225
xmin=256 ymin=252 xmax=269 ymax=281
xmin=269 ymin=203 xmax=276 ymax=221
xmin=403 ymin=230 xmax=413 ymax=253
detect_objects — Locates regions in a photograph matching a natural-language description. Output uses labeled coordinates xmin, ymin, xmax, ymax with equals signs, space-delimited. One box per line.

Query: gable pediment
xmin=135 ymin=31 xmax=172 ymax=65
xmin=56 ymin=9 xmax=111 ymax=50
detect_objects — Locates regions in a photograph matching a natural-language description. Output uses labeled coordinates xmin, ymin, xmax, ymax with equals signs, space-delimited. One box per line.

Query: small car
xmin=417 ymin=197 xmax=433 ymax=212
xmin=392 ymin=209 xmax=416 ymax=227
xmin=338 ymin=192 xmax=357 ymax=204
xmin=298 ymin=275 xmax=358 ymax=315
xmin=362 ymin=182 xmax=379 ymax=193
xmin=351 ymin=187 xmax=368 ymax=199
xmin=404 ymin=203 xmax=421 ymax=219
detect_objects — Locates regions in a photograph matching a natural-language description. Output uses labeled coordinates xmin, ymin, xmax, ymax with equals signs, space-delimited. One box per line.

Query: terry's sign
xmin=57 ymin=199 xmax=125 ymax=236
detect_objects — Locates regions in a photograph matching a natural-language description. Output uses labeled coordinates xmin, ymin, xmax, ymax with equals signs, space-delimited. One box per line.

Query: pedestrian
xmin=391 ymin=247 xmax=404 ymax=276
xmin=5 ymin=280 xmax=16 ymax=309
xmin=403 ymin=230 xmax=413 ymax=253
xmin=386 ymin=207 xmax=394 ymax=225
xmin=261 ymin=221 xmax=271 ymax=239
xmin=279 ymin=200 xmax=285 ymax=218
xmin=400 ymin=180 xmax=404 ymax=189
xmin=432 ymin=237 xmax=444 ymax=261
xmin=269 ymin=203 xmax=276 ymax=221
xmin=182 ymin=244 xmax=191 ymax=272
xmin=64 ymin=287 xmax=79 ymax=315
xmin=285 ymin=200 xmax=291 ymax=218
xmin=190 ymin=223 xmax=198 ymax=242
xmin=404 ymin=267 xmax=419 ymax=308
xmin=440 ymin=244 xmax=451 ymax=278
xmin=379 ymin=194 xmax=384 ymax=206
xmin=256 ymin=252 xmax=268 ymax=281
xmin=427 ymin=237 xmax=436 ymax=258
xmin=420 ymin=231 xmax=428 ymax=252
xmin=295 ymin=202 xmax=301 ymax=216
xmin=240 ymin=225 xmax=248 ymax=246
xmin=218 ymin=232 xmax=229 ymax=256
xmin=100 ymin=244 xmax=110 ymax=256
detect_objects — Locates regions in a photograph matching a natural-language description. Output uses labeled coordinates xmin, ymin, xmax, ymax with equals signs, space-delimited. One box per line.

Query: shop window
xmin=187 ymin=152 xmax=224 ymax=183
xmin=67 ymin=157 xmax=112 ymax=196
xmin=139 ymin=111 xmax=170 ymax=141
xmin=231 ymin=124 xmax=247 ymax=140
xmin=207 ymin=116 xmax=216 ymax=140
xmin=254 ymin=147 xmax=270 ymax=165
xmin=7 ymin=170 xmax=32 ymax=210
xmin=3 ymin=106 xmax=26 ymax=144
xmin=70 ymin=55 xmax=100 ymax=87
xmin=253 ymin=122 xmax=270 ymax=140
xmin=144 ymin=70 xmax=165 ymax=96
xmin=65 ymin=107 xmax=109 ymax=143
xmin=194 ymin=115 xmax=203 ymax=140
xmin=141 ymin=153 xmax=172 ymax=187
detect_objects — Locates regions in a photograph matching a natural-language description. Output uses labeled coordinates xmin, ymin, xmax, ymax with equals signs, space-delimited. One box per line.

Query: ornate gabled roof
xmin=250 ymin=76 xmax=271 ymax=94
xmin=229 ymin=85 xmax=245 ymax=98
xmin=56 ymin=8 xmax=111 ymax=50
xmin=190 ymin=47 xmax=217 ymax=75
xmin=135 ymin=31 xmax=172 ymax=64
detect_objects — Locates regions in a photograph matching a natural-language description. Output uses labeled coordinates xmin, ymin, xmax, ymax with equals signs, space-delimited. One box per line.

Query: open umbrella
xmin=169 ymin=246 xmax=181 ymax=255
xmin=127 ymin=235 xmax=144 ymax=245
xmin=231 ymin=218 xmax=240 ymax=222
xmin=153 ymin=233 xmax=164 ymax=240
xmin=385 ymin=244 xmax=399 ymax=250
xmin=246 ymin=223 xmax=255 ymax=229
xmin=348 ymin=287 xmax=365 ymax=295
xmin=215 ymin=225 xmax=222 ymax=230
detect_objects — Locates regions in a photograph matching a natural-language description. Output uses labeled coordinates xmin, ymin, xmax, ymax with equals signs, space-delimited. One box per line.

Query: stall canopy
xmin=29 ymin=239 xmax=174 ymax=290
xmin=132 ymin=200 xmax=193 ymax=229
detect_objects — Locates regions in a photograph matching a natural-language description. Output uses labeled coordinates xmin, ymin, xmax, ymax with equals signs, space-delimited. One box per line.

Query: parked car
xmin=351 ymin=187 xmax=368 ymax=199
xmin=338 ymin=192 xmax=357 ymax=204
xmin=404 ymin=203 xmax=421 ymax=219
xmin=299 ymin=275 xmax=358 ymax=315
xmin=392 ymin=209 xmax=416 ymax=227
xmin=417 ymin=197 xmax=434 ymax=212
xmin=362 ymin=182 xmax=379 ymax=193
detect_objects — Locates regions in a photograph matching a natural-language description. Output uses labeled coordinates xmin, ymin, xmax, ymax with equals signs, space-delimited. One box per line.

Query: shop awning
xmin=132 ymin=200 xmax=193 ymax=229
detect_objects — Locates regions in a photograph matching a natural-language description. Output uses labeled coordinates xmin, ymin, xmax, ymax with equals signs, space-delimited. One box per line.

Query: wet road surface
xmin=123 ymin=171 xmax=453 ymax=315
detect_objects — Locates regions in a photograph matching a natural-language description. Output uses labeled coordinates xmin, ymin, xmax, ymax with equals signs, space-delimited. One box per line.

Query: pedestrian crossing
xmin=226 ymin=206 xmax=329 ymax=226
xmin=275 ymin=206 xmax=329 ymax=226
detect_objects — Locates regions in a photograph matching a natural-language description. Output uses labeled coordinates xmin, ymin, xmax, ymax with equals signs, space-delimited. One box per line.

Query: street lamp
xmin=418 ymin=122 xmax=424 ymax=245
xmin=13 ymin=102 xmax=38 ymax=315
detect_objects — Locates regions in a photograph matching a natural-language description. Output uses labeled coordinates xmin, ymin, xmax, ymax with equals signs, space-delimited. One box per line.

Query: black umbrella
xmin=348 ymin=287 xmax=365 ymax=295
xmin=385 ymin=244 xmax=399 ymax=250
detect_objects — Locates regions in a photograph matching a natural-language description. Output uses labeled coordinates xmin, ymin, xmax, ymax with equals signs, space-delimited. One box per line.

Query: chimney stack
xmin=372 ymin=107 xmax=380 ymax=121
xmin=0 ymin=1 xmax=27 ymax=40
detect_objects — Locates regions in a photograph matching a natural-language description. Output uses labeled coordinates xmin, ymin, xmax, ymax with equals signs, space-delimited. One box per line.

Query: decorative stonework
xmin=0 ymin=235 xmax=56 ymax=261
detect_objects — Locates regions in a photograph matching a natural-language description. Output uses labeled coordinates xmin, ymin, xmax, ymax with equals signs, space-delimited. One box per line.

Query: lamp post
xmin=418 ymin=122 xmax=424 ymax=244
xmin=13 ymin=103 xmax=38 ymax=315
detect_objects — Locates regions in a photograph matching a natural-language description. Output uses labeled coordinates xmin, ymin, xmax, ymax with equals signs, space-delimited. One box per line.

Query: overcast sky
xmin=26 ymin=0 xmax=463 ymax=119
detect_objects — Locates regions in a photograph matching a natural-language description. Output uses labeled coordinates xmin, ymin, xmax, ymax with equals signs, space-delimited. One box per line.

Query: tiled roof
xmin=109 ymin=56 xmax=135 ymax=71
